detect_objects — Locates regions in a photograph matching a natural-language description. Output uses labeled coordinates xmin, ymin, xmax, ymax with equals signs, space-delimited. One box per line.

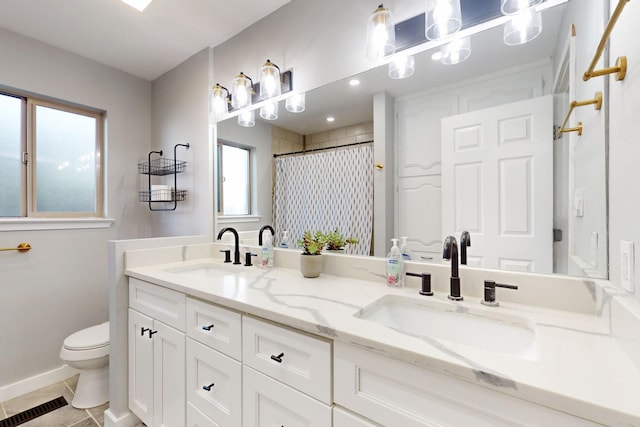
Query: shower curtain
xmin=273 ymin=144 xmax=373 ymax=256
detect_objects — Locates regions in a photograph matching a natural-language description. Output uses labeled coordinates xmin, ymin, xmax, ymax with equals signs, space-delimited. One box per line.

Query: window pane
xmin=35 ymin=105 xmax=97 ymax=213
xmin=222 ymin=145 xmax=249 ymax=215
xmin=0 ymin=94 xmax=23 ymax=217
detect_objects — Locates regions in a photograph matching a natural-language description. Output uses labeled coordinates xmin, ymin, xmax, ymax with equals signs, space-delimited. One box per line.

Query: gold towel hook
xmin=0 ymin=243 xmax=32 ymax=253
xmin=559 ymin=92 xmax=603 ymax=136
xmin=583 ymin=0 xmax=629 ymax=81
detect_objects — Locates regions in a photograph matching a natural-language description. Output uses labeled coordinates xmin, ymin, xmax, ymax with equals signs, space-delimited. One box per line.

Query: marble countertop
xmin=126 ymin=257 xmax=640 ymax=426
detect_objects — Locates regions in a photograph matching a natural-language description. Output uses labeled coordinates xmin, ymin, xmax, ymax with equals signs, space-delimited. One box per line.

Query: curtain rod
xmin=273 ymin=140 xmax=373 ymax=158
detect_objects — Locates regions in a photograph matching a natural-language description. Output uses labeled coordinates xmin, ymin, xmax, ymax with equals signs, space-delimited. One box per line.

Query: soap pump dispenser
xmin=280 ymin=230 xmax=289 ymax=248
xmin=261 ymin=233 xmax=274 ymax=268
xmin=386 ymin=238 xmax=405 ymax=288
xmin=400 ymin=236 xmax=414 ymax=261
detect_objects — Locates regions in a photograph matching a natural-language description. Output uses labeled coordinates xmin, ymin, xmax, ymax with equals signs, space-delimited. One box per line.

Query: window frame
xmin=0 ymin=89 xmax=105 ymax=220
xmin=216 ymin=140 xmax=253 ymax=217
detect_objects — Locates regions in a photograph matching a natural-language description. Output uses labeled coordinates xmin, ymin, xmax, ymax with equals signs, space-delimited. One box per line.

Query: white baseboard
xmin=0 ymin=364 xmax=78 ymax=402
xmin=104 ymin=408 xmax=140 ymax=427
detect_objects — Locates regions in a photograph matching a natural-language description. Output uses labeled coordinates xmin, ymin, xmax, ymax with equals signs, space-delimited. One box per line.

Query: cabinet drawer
xmin=334 ymin=342 xmax=603 ymax=427
xmin=186 ymin=297 xmax=242 ymax=360
xmin=129 ymin=277 xmax=185 ymax=331
xmin=334 ymin=406 xmax=382 ymax=427
xmin=186 ymin=338 xmax=242 ymax=427
xmin=243 ymin=366 xmax=331 ymax=427
xmin=242 ymin=316 xmax=332 ymax=404
xmin=187 ymin=402 xmax=221 ymax=427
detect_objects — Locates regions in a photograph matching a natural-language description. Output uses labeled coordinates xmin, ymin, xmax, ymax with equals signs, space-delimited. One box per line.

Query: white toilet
xmin=59 ymin=321 xmax=110 ymax=409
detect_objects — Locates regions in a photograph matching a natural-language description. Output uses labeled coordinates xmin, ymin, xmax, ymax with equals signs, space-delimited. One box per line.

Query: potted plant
xmin=297 ymin=230 xmax=327 ymax=278
xmin=325 ymin=228 xmax=359 ymax=252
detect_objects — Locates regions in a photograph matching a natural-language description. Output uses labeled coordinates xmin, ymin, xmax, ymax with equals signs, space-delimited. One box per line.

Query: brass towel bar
xmin=0 ymin=243 xmax=32 ymax=253
xmin=559 ymin=92 xmax=603 ymax=136
xmin=583 ymin=0 xmax=629 ymax=81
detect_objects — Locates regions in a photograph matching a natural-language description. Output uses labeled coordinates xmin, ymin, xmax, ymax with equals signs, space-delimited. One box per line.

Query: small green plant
xmin=298 ymin=230 xmax=327 ymax=255
xmin=325 ymin=228 xmax=358 ymax=251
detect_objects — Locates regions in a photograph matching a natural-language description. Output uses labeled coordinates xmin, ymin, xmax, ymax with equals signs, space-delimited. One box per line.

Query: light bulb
xmin=366 ymin=4 xmax=395 ymax=60
xmin=260 ymin=102 xmax=279 ymax=121
xmin=425 ymin=0 xmax=462 ymax=40
xmin=388 ymin=54 xmax=415 ymax=79
xmin=238 ymin=109 xmax=255 ymax=127
xmin=259 ymin=60 xmax=281 ymax=100
xmin=285 ymin=93 xmax=305 ymax=113
xmin=440 ymin=37 xmax=471 ymax=65
xmin=231 ymin=72 xmax=253 ymax=109
xmin=504 ymin=8 xmax=542 ymax=45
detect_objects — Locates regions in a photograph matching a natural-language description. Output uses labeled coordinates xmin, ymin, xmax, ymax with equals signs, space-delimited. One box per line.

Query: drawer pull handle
xmin=141 ymin=327 xmax=150 ymax=336
xmin=270 ymin=352 xmax=285 ymax=363
xmin=149 ymin=330 xmax=158 ymax=338
xmin=202 ymin=383 xmax=215 ymax=391
xmin=202 ymin=324 xmax=214 ymax=331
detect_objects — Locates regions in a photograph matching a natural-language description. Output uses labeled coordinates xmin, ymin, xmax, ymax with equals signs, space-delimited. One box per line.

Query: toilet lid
xmin=63 ymin=321 xmax=109 ymax=350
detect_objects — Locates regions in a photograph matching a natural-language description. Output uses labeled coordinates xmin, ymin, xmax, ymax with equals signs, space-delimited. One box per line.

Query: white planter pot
xmin=300 ymin=254 xmax=323 ymax=278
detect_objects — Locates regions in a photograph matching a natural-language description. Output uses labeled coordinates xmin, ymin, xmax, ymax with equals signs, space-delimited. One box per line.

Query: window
xmin=217 ymin=142 xmax=251 ymax=215
xmin=0 ymin=92 xmax=103 ymax=218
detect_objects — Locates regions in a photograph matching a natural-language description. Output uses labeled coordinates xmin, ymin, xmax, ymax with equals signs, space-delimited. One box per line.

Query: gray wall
xmin=0 ymin=28 xmax=152 ymax=393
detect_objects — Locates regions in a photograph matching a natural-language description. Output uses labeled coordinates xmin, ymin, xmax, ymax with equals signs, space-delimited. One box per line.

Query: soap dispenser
xmin=386 ymin=238 xmax=405 ymax=288
xmin=261 ymin=233 xmax=274 ymax=268
xmin=280 ymin=230 xmax=289 ymax=248
xmin=400 ymin=236 xmax=414 ymax=261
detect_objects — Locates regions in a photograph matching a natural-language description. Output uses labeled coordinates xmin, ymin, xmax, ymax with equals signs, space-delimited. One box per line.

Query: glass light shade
xmin=388 ymin=54 xmax=415 ymax=79
xmin=231 ymin=72 xmax=253 ymax=109
xmin=259 ymin=60 xmax=281 ymax=100
xmin=425 ymin=0 xmax=462 ymax=40
xmin=504 ymin=8 xmax=542 ymax=45
xmin=501 ymin=0 xmax=543 ymax=15
xmin=237 ymin=109 xmax=255 ymax=127
xmin=366 ymin=4 xmax=396 ymax=60
xmin=209 ymin=84 xmax=229 ymax=121
xmin=285 ymin=93 xmax=305 ymax=113
xmin=260 ymin=102 xmax=279 ymax=121
xmin=440 ymin=37 xmax=471 ymax=65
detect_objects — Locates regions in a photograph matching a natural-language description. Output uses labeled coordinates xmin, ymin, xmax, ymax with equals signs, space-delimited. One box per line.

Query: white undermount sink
xmin=355 ymin=295 xmax=538 ymax=359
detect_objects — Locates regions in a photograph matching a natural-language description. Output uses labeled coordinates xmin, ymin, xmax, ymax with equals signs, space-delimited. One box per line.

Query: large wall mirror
xmin=216 ymin=0 xmax=608 ymax=280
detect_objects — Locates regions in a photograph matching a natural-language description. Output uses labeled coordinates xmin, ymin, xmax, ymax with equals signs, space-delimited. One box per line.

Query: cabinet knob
xmin=270 ymin=352 xmax=285 ymax=363
xmin=202 ymin=383 xmax=215 ymax=391
xmin=202 ymin=324 xmax=214 ymax=331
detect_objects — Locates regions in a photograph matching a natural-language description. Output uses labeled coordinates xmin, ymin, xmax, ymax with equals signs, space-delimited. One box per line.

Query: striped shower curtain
xmin=273 ymin=144 xmax=373 ymax=256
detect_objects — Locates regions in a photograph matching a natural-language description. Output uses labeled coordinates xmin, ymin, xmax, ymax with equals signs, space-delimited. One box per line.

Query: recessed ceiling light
xmin=326 ymin=116 xmax=335 ymax=122
xmin=349 ymin=79 xmax=360 ymax=86
xmin=122 ymin=0 xmax=152 ymax=12
xmin=431 ymin=51 xmax=443 ymax=61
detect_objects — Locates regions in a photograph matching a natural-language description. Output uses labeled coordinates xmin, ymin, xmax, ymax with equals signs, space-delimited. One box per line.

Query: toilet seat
xmin=63 ymin=321 xmax=109 ymax=351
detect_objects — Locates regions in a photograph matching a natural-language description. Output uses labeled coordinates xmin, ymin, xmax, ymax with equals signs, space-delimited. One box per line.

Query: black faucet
xmin=460 ymin=231 xmax=471 ymax=265
xmin=442 ymin=236 xmax=462 ymax=301
xmin=258 ymin=225 xmax=275 ymax=246
xmin=217 ymin=227 xmax=241 ymax=265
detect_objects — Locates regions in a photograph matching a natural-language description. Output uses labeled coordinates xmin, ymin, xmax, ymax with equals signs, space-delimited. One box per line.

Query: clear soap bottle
xmin=386 ymin=238 xmax=405 ymax=288
xmin=280 ymin=230 xmax=289 ymax=248
xmin=400 ymin=236 xmax=414 ymax=261
xmin=261 ymin=233 xmax=274 ymax=268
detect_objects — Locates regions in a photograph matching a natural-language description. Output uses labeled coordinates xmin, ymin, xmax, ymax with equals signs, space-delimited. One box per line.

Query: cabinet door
xmin=128 ymin=309 xmax=154 ymax=427
xmin=243 ymin=366 xmax=331 ymax=427
xmin=186 ymin=338 xmax=241 ymax=427
xmin=152 ymin=320 xmax=185 ymax=427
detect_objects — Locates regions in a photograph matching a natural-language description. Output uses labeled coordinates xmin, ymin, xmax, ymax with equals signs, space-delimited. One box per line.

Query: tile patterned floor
xmin=0 ymin=375 xmax=108 ymax=427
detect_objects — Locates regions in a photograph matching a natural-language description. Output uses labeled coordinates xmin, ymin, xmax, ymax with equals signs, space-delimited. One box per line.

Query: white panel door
xmin=128 ymin=309 xmax=154 ymax=427
xmin=441 ymin=96 xmax=553 ymax=273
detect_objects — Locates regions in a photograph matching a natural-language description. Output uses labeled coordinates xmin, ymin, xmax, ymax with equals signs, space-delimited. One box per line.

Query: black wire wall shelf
xmin=138 ymin=143 xmax=190 ymax=211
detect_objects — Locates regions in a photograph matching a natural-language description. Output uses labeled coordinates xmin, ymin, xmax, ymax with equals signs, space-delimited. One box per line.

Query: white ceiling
xmin=0 ymin=0 xmax=291 ymax=81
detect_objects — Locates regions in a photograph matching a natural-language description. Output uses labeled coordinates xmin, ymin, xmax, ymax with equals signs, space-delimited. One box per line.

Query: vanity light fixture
xmin=285 ymin=93 xmax=305 ymax=113
xmin=259 ymin=60 xmax=282 ymax=100
xmin=366 ymin=4 xmax=396 ymax=60
xmin=500 ymin=0 xmax=543 ymax=15
xmin=122 ymin=0 xmax=152 ymax=12
xmin=425 ymin=0 xmax=462 ymax=41
xmin=231 ymin=72 xmax=254 ymax=109
xmin=209 ymin=83 xmax=229 ymax=121
xmin=388 ymin=54 xmax=416 ymax=79
xmin=440 ymin=37 xmax=471 ymax=65
xmin=259 ymin=101 xmax=279 ymax=121
xmin=503 ymin=7 xmax=542 ymax=45
xmin=238 ymin=109 xmax=255 ymax=127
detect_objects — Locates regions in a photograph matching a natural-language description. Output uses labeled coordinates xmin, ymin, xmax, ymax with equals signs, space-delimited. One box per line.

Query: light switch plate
xmin=620 ymin=241 xmax=635 ymax=293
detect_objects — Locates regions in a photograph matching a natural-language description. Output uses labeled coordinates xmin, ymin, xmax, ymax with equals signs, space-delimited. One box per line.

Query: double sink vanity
xmin=119 ymin=241 xmax=640 ymax=427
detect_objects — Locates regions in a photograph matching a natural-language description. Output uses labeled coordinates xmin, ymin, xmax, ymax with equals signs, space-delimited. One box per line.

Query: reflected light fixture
xmin=326 ymin=116 xmax=335 ymax=123
xmin=425 ymin=0 xmax=462 ymax=40
xmin=366 ymin=4 xmax=396 ymax=60
xmin=209 ymin=83 xmax=229 ymax=121
xmin=259 ymin=60 xmax=282 ymax=100
xmin=440 ymin=37 xmax=471 ymax=65
xmin=349 ymin=79 xmax=361 ymax=86
xmin=500 ymin=0 xmax=543 ymax=15
xmin=504 ymin=7 xmax=542 ymax=45
xmin=231 ymin=72 xmax=254 ymax=109
xmin=388 ymin=54 xmax=415 ymax=79
xmin=238 ymin=109 xmax=255 ymax=127
xmin=260 ymin=102 xmax=279 ymax=121
xmin=122 ymin=0 xmax=152 ymax=12
xmin=285 ymin=93 xmax=305 ymax=113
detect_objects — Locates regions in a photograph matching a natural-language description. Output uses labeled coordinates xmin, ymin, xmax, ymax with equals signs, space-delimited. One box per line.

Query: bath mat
xmin=0 ymin=396 xmax=68 ymax=427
